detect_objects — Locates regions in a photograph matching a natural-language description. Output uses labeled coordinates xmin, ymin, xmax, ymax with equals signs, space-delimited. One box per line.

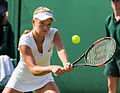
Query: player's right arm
xmin=53 ymin=31 xmax=73 ymax=72
xmin=19 ymin=45 xmax=65 ymax=76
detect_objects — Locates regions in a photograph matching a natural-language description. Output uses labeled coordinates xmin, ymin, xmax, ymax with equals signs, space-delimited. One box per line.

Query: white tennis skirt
xmin=5 ymin=67 xmax=54 ymax=92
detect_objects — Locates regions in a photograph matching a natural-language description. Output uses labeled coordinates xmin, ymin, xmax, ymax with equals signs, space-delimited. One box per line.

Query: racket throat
xmin=74 ymin=64 xmax=98 ymax=67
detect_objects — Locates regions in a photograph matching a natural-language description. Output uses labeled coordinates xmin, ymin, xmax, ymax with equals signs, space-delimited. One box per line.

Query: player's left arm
xmin=53 ymin=31 xmax=73 ymax=72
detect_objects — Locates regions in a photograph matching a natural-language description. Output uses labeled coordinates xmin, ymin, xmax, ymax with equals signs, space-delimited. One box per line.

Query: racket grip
xmin=54 ymin=73 xmax=58 ymax=76
xmin=71 ymin=64 xmax=75 ymax=68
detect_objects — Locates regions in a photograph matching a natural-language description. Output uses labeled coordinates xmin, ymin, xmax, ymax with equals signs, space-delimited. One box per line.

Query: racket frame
xmin=71 ymin=37 xmax=116 ymax=67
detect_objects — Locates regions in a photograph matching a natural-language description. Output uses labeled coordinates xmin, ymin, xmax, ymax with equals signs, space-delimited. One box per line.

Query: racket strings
xmin=86 ymin=39 xmax=116 ymax=66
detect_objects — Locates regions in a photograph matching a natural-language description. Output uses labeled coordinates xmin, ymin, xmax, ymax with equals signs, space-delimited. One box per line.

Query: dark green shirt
xmin=105 ymin=13 xmax=120 ymax=59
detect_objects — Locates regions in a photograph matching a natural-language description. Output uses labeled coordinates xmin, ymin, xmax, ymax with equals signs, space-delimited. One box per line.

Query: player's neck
xmin=32 ymin=30 xmax=45 ymax=44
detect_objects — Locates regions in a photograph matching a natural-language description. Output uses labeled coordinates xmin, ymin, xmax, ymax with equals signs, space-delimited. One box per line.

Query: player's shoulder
xmin=19 ymin=31 xmax=32 ymax=41
xmin=48 ymin=28 xmax=58 ymax=35
xmin=50 ymin=28 xmax=58 ymax=32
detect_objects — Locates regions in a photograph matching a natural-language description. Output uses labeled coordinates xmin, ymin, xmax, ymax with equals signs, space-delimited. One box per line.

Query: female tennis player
xmin=2 ymin=7 xmax=73 ymax=93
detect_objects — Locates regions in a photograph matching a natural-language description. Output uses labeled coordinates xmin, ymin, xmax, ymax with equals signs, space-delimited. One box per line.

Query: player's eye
xmin=39 ymin=22 xmax=44 ymax=25
xmin=48 ymin=23 xmax=52 ymax=26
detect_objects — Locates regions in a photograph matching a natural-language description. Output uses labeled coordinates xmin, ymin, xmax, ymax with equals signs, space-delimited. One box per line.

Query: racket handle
xmin=71 ymin=64 xmax=76 ymax=68
xmin=54 ymin=73 xmax=58 ymax=76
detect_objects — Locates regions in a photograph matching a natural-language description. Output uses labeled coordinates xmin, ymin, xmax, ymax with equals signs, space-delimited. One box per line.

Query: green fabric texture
xmin=105 ymin=13 xmax=120 ymax=59
xmin=0 ymin=26 xmax=8 ymax=55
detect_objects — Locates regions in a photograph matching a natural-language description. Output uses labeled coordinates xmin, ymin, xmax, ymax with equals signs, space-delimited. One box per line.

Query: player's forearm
xmin=30 ymin=65 xmax=53 ymax=76
xmin=57 ymin=49 xmax=68 ymax=66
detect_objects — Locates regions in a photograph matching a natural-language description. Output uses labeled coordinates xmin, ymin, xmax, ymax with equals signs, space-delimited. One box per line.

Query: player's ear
xmin=32 ymin=20 xmax=34 ymax=24
xmin=32 ymin=20 xmax=36 ymax=27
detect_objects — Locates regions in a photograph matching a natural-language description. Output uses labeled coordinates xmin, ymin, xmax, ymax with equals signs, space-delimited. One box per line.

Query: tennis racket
xmin=71 ymin=37 xmax=116 ymax=67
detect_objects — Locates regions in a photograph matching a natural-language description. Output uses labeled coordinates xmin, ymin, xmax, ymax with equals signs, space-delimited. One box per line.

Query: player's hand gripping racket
xmin=71 ymin=37 xmax=116 ymax=67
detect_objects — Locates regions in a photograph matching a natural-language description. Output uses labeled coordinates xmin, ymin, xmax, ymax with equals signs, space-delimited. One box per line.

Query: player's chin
xmin=42 ymin=32 xmax=48 ymax=35
xmin=40 ymin=32 xmax=48 ymax=36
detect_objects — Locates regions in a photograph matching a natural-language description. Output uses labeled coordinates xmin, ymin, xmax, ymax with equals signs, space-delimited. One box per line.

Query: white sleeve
xmin=50 ymin=28 xmax=58 ymax=41
xmin=51 ymin=28 xmax=58 ymax=36
xmin=18 ymin=34 xmax=32 ymax=51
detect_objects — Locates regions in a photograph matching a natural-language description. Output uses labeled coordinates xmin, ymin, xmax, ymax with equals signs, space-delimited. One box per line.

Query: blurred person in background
xmin=0 ymin=0 xmax=8 ymax=55
xmin=104 ymin=0 xmax=120 ymax=93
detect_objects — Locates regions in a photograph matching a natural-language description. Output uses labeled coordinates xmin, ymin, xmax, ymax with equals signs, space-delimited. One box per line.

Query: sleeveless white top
xmin=6 ymin=28 xmax=57 ymax=92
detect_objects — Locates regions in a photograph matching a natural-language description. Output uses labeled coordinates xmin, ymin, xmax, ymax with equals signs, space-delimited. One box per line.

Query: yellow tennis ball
xmin=87 ymin=57 xmax=90 ymax=60
xmin=72 ymin=35 xmax=80 ymax=44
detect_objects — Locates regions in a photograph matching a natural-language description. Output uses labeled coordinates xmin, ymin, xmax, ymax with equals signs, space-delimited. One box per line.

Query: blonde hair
xmin=33 ymin=7 xmax=53 ymax=17
xmin=23 ymin=7 xmax=53 ymax=35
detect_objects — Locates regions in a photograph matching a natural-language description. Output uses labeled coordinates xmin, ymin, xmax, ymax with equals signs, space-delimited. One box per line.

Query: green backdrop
xmin=8 ymin=0 xmax=120 ymax=93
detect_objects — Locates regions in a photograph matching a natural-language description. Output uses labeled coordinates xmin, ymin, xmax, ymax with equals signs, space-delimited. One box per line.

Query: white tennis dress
xmin=6 ymin=28 xmax=57 ymax=92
